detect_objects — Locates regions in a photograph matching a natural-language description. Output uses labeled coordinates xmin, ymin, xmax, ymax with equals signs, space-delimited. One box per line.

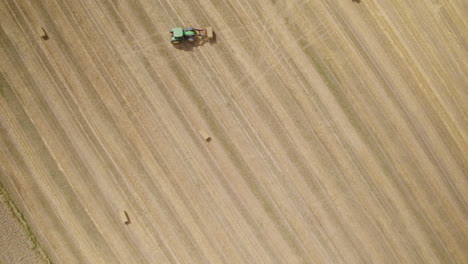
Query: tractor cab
xmin=169 ymin=27 xmax=184 ymax=44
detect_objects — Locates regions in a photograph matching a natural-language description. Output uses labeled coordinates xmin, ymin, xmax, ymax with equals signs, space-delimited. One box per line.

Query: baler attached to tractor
xmin=169 ymin=26 xmax=214 ymax=44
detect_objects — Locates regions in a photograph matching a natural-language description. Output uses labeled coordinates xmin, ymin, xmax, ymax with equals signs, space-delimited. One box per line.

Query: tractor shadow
xmin=173 ymin=32 xmax=217 ymax=51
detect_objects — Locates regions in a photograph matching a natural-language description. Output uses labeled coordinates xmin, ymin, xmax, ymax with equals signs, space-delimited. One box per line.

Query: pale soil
xmin=0 ymin=188 xmax=45 ymax=264
xmin=0 ymin=0 xmax=466 ymax=263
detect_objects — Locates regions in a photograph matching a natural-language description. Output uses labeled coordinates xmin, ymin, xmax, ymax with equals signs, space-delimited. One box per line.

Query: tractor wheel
xmin=171 ymin=40 xmax=180 ymax=44
xmin=184 ymin=27 xmax=194 ymax=31
xmin=188 ymin=37 xmax=195 ymax=42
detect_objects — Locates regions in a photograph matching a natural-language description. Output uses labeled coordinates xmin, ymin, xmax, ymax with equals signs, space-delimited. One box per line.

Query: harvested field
xmin=0 ymin=0 xmax=466 ymax=263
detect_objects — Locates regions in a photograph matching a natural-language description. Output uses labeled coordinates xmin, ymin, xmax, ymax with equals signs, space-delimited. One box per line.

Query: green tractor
xmin=169 ymin=26 xmax=213 ymax=44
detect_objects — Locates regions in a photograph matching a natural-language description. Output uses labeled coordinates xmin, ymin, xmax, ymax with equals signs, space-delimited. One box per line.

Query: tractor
xmin=169 ymin=27 xmax=213 ymax=44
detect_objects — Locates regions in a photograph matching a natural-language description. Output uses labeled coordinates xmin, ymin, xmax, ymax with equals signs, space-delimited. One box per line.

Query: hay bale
xmin=198 ymin=129 xmax=212 ymax=142
xmin=38 ymin=27 xmax=49 ymax=40
xmin=122 ymin=211 xmax=130 ymax=225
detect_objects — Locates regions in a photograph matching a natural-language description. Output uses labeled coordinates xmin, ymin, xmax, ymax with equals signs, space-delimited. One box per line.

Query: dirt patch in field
xmin=0 ymin=187 xmax=48 ymax=264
